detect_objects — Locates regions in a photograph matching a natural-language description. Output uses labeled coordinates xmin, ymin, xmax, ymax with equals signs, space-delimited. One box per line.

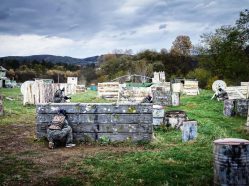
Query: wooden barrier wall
xmin=226 ymin=86 xmax=248 ymax=99
xmin=98 ymin=82 xmax=119 ymax=100
xmin=184 ymin=80 xmax=199 ymax=96
xmin=21 ymin=80 xmax=76 ymax=105
xmin=118 ymin=87 xmax=151 ymax=103
xmin=36 ymin=103 xmax=153 ymax=142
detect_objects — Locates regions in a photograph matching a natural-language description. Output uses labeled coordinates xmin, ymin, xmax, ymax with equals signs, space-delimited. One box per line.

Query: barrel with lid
xmin=213 ymin=138 xmax=249 ymax=185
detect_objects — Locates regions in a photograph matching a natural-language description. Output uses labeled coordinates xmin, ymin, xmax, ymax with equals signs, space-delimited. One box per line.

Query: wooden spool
xmin=213 ymin=138 xmax=249 ymax=185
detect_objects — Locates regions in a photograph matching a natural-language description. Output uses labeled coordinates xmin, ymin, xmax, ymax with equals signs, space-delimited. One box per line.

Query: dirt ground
xmin=0 ymin=123 xmax=149 ymax=185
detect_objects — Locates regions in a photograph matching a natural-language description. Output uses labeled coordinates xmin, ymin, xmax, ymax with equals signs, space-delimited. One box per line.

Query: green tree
xmin=199 ymin=9 xmax=249 ymax=83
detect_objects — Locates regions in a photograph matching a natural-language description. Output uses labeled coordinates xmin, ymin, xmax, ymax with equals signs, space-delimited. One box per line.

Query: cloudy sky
xmin=0 ymin=0 xmax=247 ymax=58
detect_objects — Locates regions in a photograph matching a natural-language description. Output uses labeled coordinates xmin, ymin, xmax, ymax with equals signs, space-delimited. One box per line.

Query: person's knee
xmin=67 ymin=126 xmax=72 ymax=132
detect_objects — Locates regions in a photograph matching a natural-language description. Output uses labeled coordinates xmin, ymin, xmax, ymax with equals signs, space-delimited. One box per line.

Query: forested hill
xmin=0 ymin=55 xmax=100 ymax=66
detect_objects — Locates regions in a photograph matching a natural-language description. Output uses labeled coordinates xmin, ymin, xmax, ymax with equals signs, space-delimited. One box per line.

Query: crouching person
xmin=47 ymin=109 xmax=75 ymax=149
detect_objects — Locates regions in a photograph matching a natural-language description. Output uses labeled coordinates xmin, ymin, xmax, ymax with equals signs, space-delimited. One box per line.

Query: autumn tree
xmin=170 ymin=35 xmax=192 ymax=56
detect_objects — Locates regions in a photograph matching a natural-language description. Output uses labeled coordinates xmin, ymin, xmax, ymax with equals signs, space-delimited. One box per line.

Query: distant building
xmin=67 ymin=77 xmax=78 ymax=85
xmin=0 ymin=66 xmax=7 ymax=88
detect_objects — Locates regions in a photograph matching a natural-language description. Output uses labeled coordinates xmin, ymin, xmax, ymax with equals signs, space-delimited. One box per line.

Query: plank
xmin=226 ymin=86 xmax=248 ymax=99
xmin=36 ymin=113 xmax=152 ymax=124
xmin=37 ymin=123 xmax=152 ymax=133
xmin=36 ymin=103 xmax=153 ymax=114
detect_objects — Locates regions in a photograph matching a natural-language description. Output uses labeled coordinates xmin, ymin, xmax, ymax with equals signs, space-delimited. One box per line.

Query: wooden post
xmin=182 ymin=120 xmax=197 ymax=142
xmin=0 ymin=95 xmax=3 ymax=116
xmin=152 ymin=105 xmax=164 ymax=127
xmin=223 ymin=99 xmax=235 ymax=117
xmin=246 ymin=105 xmax=249 ymax=127
xmin=172 ymin=92 xmax=180 ymax=106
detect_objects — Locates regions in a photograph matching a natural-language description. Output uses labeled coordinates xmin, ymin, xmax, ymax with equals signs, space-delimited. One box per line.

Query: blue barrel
xmin=90 ymin=85 xmax=97 ymax=91
xmin=214 ymin=138 xmax=249 ymax=185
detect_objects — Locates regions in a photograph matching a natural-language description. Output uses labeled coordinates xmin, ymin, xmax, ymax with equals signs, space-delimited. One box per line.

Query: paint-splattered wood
xmin=247 ymin=105 xmax=249 ymax=127
xmin=37 ymin=113 xmax=152 ymax=124
xmin=0 ymin=95 xmax=3 ymax=116
xmin=152 ymin=90 xmax=172 ymax=106
xmin=36 ymin=103 xmax=152 ymax=114
xmin=223 ymin=99 xmax=235 ymax=117
xmin=235 ymin=99 xmax=249 ymax=117
xmin=37 ymin=123 xmax=152 ymax=133
xmin=36 ymin=103 xmax=153 ymax=142
xmin=213 ymin=138 xmax=249 ymax=185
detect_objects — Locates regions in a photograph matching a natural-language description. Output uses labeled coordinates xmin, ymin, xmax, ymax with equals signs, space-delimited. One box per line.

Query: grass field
xmin=0 ymin=88 xmax=248 ymax=185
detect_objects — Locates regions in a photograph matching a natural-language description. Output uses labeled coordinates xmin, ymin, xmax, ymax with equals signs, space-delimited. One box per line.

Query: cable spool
xmin=212 ymin=80 xmax=226 ymax=92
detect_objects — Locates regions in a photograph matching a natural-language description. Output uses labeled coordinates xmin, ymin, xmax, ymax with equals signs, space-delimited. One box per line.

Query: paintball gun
xmin=64 ymin=96 xmax=71 ymax=100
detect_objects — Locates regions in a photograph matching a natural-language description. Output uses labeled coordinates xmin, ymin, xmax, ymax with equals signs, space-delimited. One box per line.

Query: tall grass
xmin=0 ymin=88 xmax=247 ymax=185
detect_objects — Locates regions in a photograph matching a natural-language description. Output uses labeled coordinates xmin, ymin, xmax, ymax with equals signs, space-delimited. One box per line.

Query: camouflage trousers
xmin=47 ymin=126 xmax=73 ymax=145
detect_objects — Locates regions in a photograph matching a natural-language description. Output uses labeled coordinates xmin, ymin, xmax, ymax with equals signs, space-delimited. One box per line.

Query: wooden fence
xmin=36 ymin=103 xmax=153 ymax=142
xmin=21 ymin=80 xmax=76 ymax=105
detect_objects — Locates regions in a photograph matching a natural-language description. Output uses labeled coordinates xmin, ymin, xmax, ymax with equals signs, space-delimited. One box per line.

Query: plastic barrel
xmin=213 ymin=138 xmax=249 ymax=185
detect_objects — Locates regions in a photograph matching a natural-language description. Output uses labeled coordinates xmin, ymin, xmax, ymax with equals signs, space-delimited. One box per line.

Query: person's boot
xmin=49 ymin=141 xmax=55 ymax=149
xmin=65 ymin=143 xmax=76 ymax=148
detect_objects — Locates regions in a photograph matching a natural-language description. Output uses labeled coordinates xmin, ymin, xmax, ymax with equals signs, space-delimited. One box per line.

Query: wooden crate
xmin=36 ymin=103 xmax=153 ymax=142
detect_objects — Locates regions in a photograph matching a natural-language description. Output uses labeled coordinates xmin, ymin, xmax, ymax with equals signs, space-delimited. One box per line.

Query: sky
xmin=0 ymin=0 xmax=248 ymax=58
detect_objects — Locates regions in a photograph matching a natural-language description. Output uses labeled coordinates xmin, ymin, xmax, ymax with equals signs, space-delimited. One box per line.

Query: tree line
xmin=1 ymin=9 xmax=248 ymax=88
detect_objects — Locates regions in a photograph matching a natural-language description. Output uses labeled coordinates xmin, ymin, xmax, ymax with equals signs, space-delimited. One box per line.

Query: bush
xmin=186 ymin=68 xmax=211 ymax=88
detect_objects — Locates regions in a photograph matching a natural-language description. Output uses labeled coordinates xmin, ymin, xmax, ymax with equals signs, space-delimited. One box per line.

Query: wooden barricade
xmin=226 ymin=86 xmax=248 ymax=99
xmin=184 ymin=80 xmax=199 ymax=96
xmin=36 ymin=103 xmax=153 ymax=142
xmin=98 ymin=82 xmax=119 ymax=100
xmin=0 ymin=95 xmax=3 ymax=116
xmin=118 ymin=87 xmax=151 ymax=103
xmin=21 ymin=80 xmax=76 ymax=105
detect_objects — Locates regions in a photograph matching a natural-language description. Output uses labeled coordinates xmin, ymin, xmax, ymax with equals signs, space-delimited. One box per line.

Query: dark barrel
xmin=214 ymin=138 xmax=249 ymax=185
xmin=235 ymin=99 xmax=249 ymax=117
xmin=223 ymin=99 xmax=235 ymax=117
